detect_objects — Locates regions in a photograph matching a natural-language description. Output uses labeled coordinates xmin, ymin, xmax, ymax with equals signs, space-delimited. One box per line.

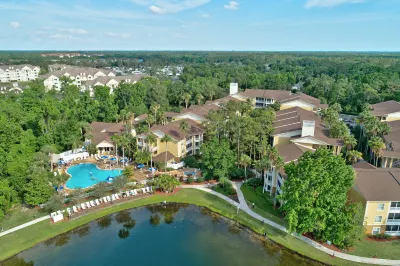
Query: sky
xmin=0 ymin=0 xmax=399 ymax=51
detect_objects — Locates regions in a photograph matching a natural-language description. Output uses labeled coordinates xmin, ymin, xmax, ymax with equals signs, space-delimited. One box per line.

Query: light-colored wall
xmin=280 ymin=100 xmax=314 ymax=111
xmin=273 ymin=136 xmax=291 ymax=146
xmin=386 ymin=112 xmax=400 ymax=121
xmin=364 ymin=201 xmax=390 ymax=231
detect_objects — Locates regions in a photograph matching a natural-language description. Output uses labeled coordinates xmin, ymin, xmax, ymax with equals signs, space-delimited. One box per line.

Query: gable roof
xmin=151 ymin=119 xmax=204 ymax=141
xmin=273 ymin=107 xmax=343 ymax=146
xmin=354 ymin=168 xmax=400 ymax=201
xmin=369 ymin=100 xmax=400 ymax=117
xmin=275 ymin=143 xmax=315 ymax=163
xmin=382 ymin=120 xmax=400 ymax=159
xmin=90 ymin=122 xmax=125 ymax=145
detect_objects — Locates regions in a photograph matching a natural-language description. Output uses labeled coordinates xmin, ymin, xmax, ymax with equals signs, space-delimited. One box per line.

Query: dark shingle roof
xmin=370 ymin=100 xmax=400 ymax=117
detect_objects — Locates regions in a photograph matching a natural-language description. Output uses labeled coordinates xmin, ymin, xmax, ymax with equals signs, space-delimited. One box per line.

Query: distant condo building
xmin=41 ymin=66 xmax=145 ymax=93
xmin=0 ymin=65 xmax=40 ymax=82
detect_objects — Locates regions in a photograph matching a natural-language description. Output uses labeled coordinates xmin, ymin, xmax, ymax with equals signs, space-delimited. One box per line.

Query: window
xmin=267 ymin=185 xmax=271 ymax=191
xmin=375 ymin=216 xmax=383 ymax=223
xmin=372 ymin=227 xmax=381 ymax=235
xmin=391 ymin=202 xmax=400 ymax=208
xmin=277 ymin=180 xmax=282 ymax=188
xmin=377 ymin=204 xmax=385 ymax=211
xmin=386 ymin=225 xmax=400 ymax=232
xmin=388 ymin=213 xmax=400 ymax=220
xmin=268 ymin=175 xmax=272 ymax=181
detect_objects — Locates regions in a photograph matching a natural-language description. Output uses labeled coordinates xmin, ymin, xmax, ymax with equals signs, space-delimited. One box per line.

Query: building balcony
xmin=390 ymin=207 xmax=400 ymax=212
xmin=387 ymin=219 xmax=400 ymax=225
xmin=186 ymin=139 xmax=192 ymax=145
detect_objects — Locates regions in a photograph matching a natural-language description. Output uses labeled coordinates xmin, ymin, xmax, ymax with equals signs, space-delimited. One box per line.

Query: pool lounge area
xmin=66 ymin=163 xmax=122 ymax=189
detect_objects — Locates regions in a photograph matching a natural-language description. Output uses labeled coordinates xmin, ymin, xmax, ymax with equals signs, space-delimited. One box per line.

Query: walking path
xmin=1 ymin=184 xmax=400 ymax=265
xmin=0 ymin=215 xmax=50 ymax=237
xmin=186 ymin=183 xmax=400 ymax=266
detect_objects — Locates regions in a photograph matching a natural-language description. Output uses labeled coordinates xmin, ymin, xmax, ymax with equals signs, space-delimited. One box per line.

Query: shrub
xmin=367 ymin=233 xmax=391 ymax=240
xmin=196 ymin=177 xmax=205 ymax=183
xmin=182 ymin=155 xmax=201 ymax=168
xmin=229 ymin=168 xmax=246 ymax=180
xmin=186 ymin=176 xmax=194 ymax=184
xmin=245 ymin=178 xmax=263 ymax=188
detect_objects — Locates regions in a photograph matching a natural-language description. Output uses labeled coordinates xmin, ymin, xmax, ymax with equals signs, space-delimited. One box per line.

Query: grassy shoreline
xmin=0 ymin=189 xmax=366 ymax=265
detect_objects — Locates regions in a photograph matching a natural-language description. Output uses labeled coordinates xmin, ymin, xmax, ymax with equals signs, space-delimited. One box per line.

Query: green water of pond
xmin=2 ymin=204 xmax=321 ymax=266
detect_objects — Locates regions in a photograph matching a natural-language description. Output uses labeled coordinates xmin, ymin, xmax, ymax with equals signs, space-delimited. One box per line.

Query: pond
xmin=66 ymin=163 xmax=122 ymax=189
xmin=3 ymin=205 xmax=321 ymax=266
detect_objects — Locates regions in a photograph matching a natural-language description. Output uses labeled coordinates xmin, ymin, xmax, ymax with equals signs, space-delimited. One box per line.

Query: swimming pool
xmin=66 ymin=163 xmax=122 ymax=189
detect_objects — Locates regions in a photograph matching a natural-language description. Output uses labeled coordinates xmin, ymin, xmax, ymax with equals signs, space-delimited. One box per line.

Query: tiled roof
xmin=275 ymin=143 xmax=315 ymax=163
xmin=370 ymin=100 xmax=400 ymax=116
xmin=151 ymin=119 xmax=204 ymax=141
xmin=354 ymin=168 xmax=400 ymax=201
xmin=153 ymin=151 xmax=175 ymax=162
xmin=89 ymin=122 xmax=125 ymax=145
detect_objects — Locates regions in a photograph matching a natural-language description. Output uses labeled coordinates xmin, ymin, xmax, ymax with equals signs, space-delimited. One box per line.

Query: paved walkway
xmin=0 ymin=215 xmax=50 ymax=237
xmin=1 ymin=184 xmax=400 ymax=265
xmin=185 ymin=183 xmax=400 ymax=266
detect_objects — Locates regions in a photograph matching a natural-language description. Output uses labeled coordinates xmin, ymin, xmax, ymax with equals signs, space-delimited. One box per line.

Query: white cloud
xmin=224 ymin=1 xmax=239 ymax=10
xmin=107 ymin=32 xmax=131 ymax=38
xmin=48 ymin=34 xmax=71 ymax=40
xmin=132 ymin=0 xmax=211 ymax=14
xmin=61 ymin=28 xmax=89 ymax=34
xmin=199 ymin=11 xmax=210 ymax=18
xmin=305 ymin=0 xmax=365 ymax=8
xmin=9 ymin=21 xmax=20 ymax=28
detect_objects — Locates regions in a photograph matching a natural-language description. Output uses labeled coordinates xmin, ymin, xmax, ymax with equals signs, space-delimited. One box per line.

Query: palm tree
xmin=119 ymin=133 xmax=130 ymax=168
xmin=368 ymin=136 xmax=386 ymax=167
xmin=255 ymin=157 xmax=272 ymax=180
xmin=239 ymin=154 xmax=252 ymax=181
xmin=147 ymin=134 xmax=157 ymax=169
xmin=346 ymin=150 xmax=363 ymax=164
xmin=182 ymin=93 xmax=191 ymax=109
xmin=111 ymin=134 xmax=122 ymax=166
xmin=145 ymin=114 xmax=155 ymax=129
xmin=377 ymin=122 xmax=391 ymax=137
xmin=343 ymin=134 xmax=357 ymax=157
xmin=356 ymin=111 xmax=369 ymax=150
xmin=150 ymin=103 xmax=160 ymax=124
xmin=161 ymin=134 xmax=172 ymax=172
xmin=196 ymin=94 xmax=204 ymax=105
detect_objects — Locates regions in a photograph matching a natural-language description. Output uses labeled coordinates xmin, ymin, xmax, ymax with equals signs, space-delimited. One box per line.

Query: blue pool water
xmin=66 ymin=163 xmax=122 ymax=189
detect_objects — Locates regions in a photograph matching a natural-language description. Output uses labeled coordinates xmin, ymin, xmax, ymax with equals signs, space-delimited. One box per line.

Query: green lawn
xmin=240 ymin=185 xmax=287 ymax=226
xmin=0 ymin=189 xmax=367 ymax=266
xmin=346 ymin=236 xmax=400 ymax=260
xmin=240 ymin=185 xmax=400 ymax=260
xmin=0 ymin=205 xmax=43 ymax=230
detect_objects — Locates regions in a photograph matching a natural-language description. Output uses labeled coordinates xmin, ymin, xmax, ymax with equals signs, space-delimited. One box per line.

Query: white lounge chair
xmin=81 ymin=203 xmax=86 ymax=210
xmin=57 ymin=210 xmax=63 ymax=215
xmin=66 ymin=207 xmax=71 ymax=214
xmin=149 ymin=186 xmax=153 ymax=193
xmin=107 ymin=196 xmax=112 ymax=202
xmin=103 ymin=196 xmax=108 ymax=203
xmin=145 ymin=187 xmax=150 ymax=193
xmin=95 ymin=199 xmax=101 ymax=205
xmin=51 ymin=212 xmax=56 ymax=217
xmin=86 ymin=202 xmax=91 ymax=208
xmin=73 ymin=206 xmax=78 ymax=213
xmin=111 ymin=195 xmax=116 ymax=201
xmin=90 ymin=200 xmax=96 ymax=207
xmin=115 ymin=194 xmax=120 ymax=200
xmin=133 ymin=189 xmax=138 ymax=195
xmin=141 ymin=188 xmax=146 ymax=194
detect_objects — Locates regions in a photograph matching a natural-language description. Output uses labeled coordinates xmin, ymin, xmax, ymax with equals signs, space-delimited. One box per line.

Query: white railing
xmin=387 ymin=219 xmax=400 ymax=224
xmin=390 ymin=207 xmax=400 ymax=211
xmin=167 ymin=161 xmax=185 ymax=170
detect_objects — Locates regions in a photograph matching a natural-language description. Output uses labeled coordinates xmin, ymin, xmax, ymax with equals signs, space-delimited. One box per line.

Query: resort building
xmin=351 ymin=162 xmax=400 ymax=236
xmin=0 ymin=64 xmax=40 ymax=82
xmin=369 ymin=100 xmax=400 ymax=122
xmin=380 ymin=119 xmax=400 ymax=168
xmin=89 ymin=122 xmax=126 ymax=154
xmin=82 ymin=75 xmax=144 ymax=95
xmin=41 ymin=67 xmax=116 ymax=91
xmin=262 ymin=107 xmax=344 ymax=199
xmin=136 ymin=119 xmax=204 ymax=164
xmin=229 ymin=86 xmax=328 ymax=112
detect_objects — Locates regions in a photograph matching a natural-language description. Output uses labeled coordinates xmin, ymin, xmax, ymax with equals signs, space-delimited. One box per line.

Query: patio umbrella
xmin=106 ymin=176 xmax=114 ymax=183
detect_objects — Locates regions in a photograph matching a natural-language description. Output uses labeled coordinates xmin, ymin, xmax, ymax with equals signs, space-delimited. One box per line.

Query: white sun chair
xmin=141 ymin=188 xmax=146 ymax=194
xmin=149 ymin=186 xmax=153 ymax=193
xmin=66 ymin=207 xmax=72 ymax=214
xmin=103 ymin=196 xmax=108 ymax=203
xmin=57 ymin=210 xmax=63 ymax=215
xmin=133 ymin=189 xmax=138 ymax=195
xmin=81 ymin=203 xmax=86 ymax=210
xmin=107 ymin=196 xmax=112 ymax=202
xmin=115 ymin=194 xmax=120 ymax=200
xmin=73 ymin=206 xmax=78 ymax=213
xmin=95 ymin=199 xmax=101 ymax=205
xmin=111 ymin=194 xmax=116 ymax=201
xmin=90 ymin=200 xmax=96 ymax=207
xmin=86 ymin=202 xmax=91 ymax=208
xmin=146 ymin=187 xmax=151 ymax=193
xmin=51 ymin=212 xmax=56 ymax=217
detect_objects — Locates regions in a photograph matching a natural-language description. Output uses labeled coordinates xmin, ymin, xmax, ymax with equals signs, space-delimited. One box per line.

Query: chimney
xmin=229 ymin=83 xmax=238 ymax=95
xmin=301 ymin=120 xmax=315 ymax=137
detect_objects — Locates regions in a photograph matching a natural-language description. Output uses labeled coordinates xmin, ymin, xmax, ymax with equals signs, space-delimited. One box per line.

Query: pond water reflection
xmin=3 ymin=204 xmax=321 ymax=266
